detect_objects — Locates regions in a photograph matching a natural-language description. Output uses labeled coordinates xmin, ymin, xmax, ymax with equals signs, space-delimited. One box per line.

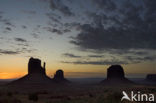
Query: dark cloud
xmin=63 ymin=53 xmax=81 ymax=58
xmin=46 ymin=13 xmax=62 ymax=24
xmin=22 ymin=10 xmax=36 ymax=14
xmin=107 ymin=49 xmax=150 ymax=56
xmin=63 ymin=22 xmax=81 ymax=31
xmin=92 ymin=0 xmax=116 ymax=11
xmin=143 ymin=56 xmax=156 ymax=61
xmin=20 ymin=48 xmax=37 ymax=53
xmin=61 ymin=60 xmax=128 ymax=65
xmin=14 ymin=38 xmax=27 ymax=42
xmin=5 ymin=27 xmax=12 ymax=31
xmin=124 ymin=55 xmax=156 ymax=63
xmin=50 ymin=0 xmax=74 ymax=16
xmin=44 ymin=27 xmax=63 ymax=35
xmin=21 ymin=25 xmax=27 ymax=29
xmin=0 ymin=43 xmax=37 ymax=55
xmin=88 ymin=55 xmax=104 ymax=58
xmin=51 ymin=28 xmax=63 ymax=34
xmin=44 ymin=27 xmax=70 ymax=35
xmin=70 ymin=0 xmax=156 ymax=51
xmin=62 ymin=53 xmax=105 ymax=58
xmin=63 ymin=29 xmax=71 ymax=33
xmin=17 ymin=43 xmax=29 ymax=47
xmin=61 ymin=54 xmax=156 ymax=65
xmin=0 ymin=47 xmax=37 ymax=55
xmin=0 ymin=49 xmax=19 ymax=55
xmin=0 ymin=13 xmax=15 ymax=28
xmin=61 ymin=49 xmax=155 ymax=65
xmin=70 ymin=23 xmax=156 ymax=50
xmin=5 ymin=22 xmax=15 ymax=27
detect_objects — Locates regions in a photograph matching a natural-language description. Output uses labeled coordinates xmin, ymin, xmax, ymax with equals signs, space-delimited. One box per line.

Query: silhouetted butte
xmin=101 ymin=65 xmax=133 ymax=85
xmin=146 ymin=74 xmax=156 ymax=82
xmin=53 ymin=69 xmax=70 ymax=83
xmin=28 ymin=57 xmax=46 ymax=75
xmin=10 ymin=57 xmax=54 ymax=85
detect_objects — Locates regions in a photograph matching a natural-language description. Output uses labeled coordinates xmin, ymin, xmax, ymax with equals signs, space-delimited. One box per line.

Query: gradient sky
xmin=0 ymin=0 xmax=155 ymax=79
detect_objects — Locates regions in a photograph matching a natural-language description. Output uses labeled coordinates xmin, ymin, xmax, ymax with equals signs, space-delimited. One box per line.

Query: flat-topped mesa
xmin=101 ymin=65 xmax=133 ymax=85
xmin=28 ymin=57 xmax=46 ymax=75
xmin=107 ymin=65 xmax=125 ymax=79
xmin=146 ymin=74 xmax=156 ymax=81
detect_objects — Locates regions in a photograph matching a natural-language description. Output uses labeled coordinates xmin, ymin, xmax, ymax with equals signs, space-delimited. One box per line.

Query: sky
xmin=0 ymin=0 xmax=155 ymax=79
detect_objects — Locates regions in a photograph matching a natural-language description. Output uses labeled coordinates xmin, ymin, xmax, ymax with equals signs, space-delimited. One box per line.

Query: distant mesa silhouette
xmin=53 ymin=69 xmax=70 ymax=83
xmin=146 ymin=74 xmax=156 ymax=82
xmin=54 ymin=70 xmax=64 ymax=79
xmin=10 ymin=57 xmax=54 ymax=85
xmin=101 ymin=65 xmax=133 ymax=85
xmin=107 ymin=65 xmax=125 ymax=79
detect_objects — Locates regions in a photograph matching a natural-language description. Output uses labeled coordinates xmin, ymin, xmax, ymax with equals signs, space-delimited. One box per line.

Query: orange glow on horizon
xmin=0 ymin=72 xmax=26 ymax=79
xmin=0 ymin=61 xmax=155 ymax=79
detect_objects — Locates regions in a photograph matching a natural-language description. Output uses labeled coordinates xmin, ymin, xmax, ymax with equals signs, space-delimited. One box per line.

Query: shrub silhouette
xmin=7 ymin=92 xmax=13 ymax=97
xmin=0 ymin=98 xmax=22 ymax=103
xmin=28 ymin=93 xmax=38 ymax=101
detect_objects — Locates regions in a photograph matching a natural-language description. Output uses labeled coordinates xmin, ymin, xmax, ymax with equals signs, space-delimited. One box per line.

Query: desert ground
xmin=0 ymin=79 xmax=155 ymax=103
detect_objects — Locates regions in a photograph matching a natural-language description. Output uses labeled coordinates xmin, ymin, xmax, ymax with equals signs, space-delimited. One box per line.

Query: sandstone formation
xmin=101 ymin=65 xmax=133 ymax=85
xmin=10 ymin=57 xmax=54 ymax=85
xmin=53 ymin=69 xmax=69 ymax=83
xmin=146 ymin=74 xmax=156 ymax=82
xmin=107 ymin=65 xmax=125 ymax=79
xmin=28 ymin=57 xmax=46 ymax=75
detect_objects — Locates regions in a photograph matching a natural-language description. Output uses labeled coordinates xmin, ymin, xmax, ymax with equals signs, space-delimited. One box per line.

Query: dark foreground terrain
xmin=0 ymin=78 xmax=156 ymax=103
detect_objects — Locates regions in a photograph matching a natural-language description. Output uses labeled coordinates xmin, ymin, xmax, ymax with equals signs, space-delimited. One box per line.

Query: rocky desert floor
xmin=0 ymin=80 xmax=156 ymax=103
